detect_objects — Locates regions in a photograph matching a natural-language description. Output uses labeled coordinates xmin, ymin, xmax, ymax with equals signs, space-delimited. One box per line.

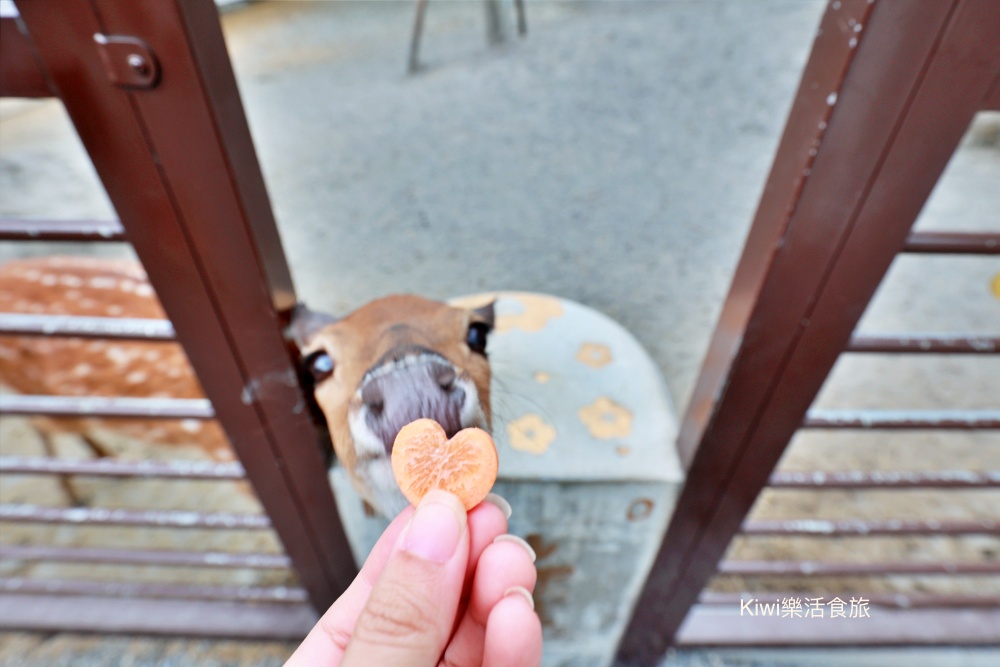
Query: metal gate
xmin=1 ymin=0 xmax=354 ymax=637
xmin=2 ymin=0 xmax=998 ymax=656
xmin=616 ymin=0 xmax=1000 ymax=662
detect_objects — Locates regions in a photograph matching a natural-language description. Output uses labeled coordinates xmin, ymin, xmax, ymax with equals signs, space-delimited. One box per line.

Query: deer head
xmin=294 ymin=295 xmax=495 ymax=516
xmin=0 ymin=256 xmax=494 ymax=516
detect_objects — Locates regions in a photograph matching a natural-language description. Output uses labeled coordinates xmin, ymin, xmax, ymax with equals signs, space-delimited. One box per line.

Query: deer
xmin=0 ymin=255 xmax=494 ymax=517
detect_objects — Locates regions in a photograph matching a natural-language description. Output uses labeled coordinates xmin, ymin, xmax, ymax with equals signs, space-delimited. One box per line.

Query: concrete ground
xmin=1 ymin=0 xmax=998 ymax=665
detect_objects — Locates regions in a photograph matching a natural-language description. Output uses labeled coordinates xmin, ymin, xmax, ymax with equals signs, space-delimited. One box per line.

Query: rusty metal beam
xmin=0 ymin=313 xmax=174 ymax=340
xmin=902 ymin=231 xmax=1000 ymax=254
xmin=0 ymin=593 xmax=316 ymax=639
xmin=618 ymin=1 xmax=1000 ymax=661
xmin=676 ymin=605 xmax=1000 ymax=646
xmin=0 ymin=456 xmax=244 ymax=479
xmin=0 ymin=218 xmax=125 ymax=241
xmin=0 ymin=16 xmax=52 ymax=98
xmin=803 ymin=410 xmax=1000 ymax=430
xmin=0 ymin=394 xmax=214 ymax=420
xmin=718 ymin=560 xmax=1000 ymax=576
xmin=741 ymin=518 xmax=1000 ymax=536
xmin=847 ymin=334 xmax=999 ymax=354
xmin=0 ymin=544 xmax=289 ymax=569
xmin=0 ymin=504 xmax=270 ymax=529
xmin=986 ymin=77 xmax=1000 ymax=110
xmin=768 ymin=469 xmax=1000 ymax=488
xmin=0 ymin=577 xmax=308 ymax=604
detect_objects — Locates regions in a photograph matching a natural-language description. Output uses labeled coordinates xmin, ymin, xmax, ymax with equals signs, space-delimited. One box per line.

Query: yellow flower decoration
xmin=496 ymin=294 xmax=565 ymax=333
xmin=576 ymin=342 xmax=613 ymax=368
xmin=578 ymin=396 xmax=633 ymax=440
xmin=507 ymin=413 xmax=557 ymax=455
xmin=992 ymin=272 xmax=1000 ymax=300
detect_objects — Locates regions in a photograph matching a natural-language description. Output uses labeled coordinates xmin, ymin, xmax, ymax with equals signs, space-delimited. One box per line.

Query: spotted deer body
xmin=0 ymin=256 xmax=494 ymax=516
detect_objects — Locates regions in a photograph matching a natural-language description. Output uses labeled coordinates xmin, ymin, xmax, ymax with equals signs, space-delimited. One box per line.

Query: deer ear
xmin=471 ymin=300 xmax=496 ymax=330
xmin=289 ymin=303 xmax=339 ymax=349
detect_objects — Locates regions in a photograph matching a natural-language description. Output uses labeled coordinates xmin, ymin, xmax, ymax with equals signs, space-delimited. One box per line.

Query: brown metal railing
xmin=0 ymin=312 xmax=174 ymax=340
xmin=0 ymin=0 xmax=354 ymax=639
xmin=768 ymin=470 xmax=1000 ymax=488
xmin=0 ymin=395 xmax=215 ymax=420
xmin=0 ymin=578 xmax=309 ymax=603
xmin=0 ymin=218 xmax=126 ymax=241
xmin=616 ymin=0 xmax=1000 ymax=661
xmin=0 ymin=457 xmax=244 ymax=479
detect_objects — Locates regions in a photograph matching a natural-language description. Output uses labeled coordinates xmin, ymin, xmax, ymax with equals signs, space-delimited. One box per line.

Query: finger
xmin=467 ymin=536 xmax=537 ymax=623
xmin=462 ymin=494 xmax=510 ymax=598
xmin=284 ymin=504 xmax=416 ymax=667
xmin=483 ymin=590 xmax=543 ymax=667
xmin=342 ymin=490 xmax=470 ymax=666
xmin=440 ymin=535 xmax=537 ymax=667
xmin=467 ymin=495 xmax=511 ymax=578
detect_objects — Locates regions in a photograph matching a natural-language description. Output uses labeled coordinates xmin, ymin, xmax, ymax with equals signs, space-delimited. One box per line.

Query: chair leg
xmin=514 ymin=0 xmax=527 ymax=36
xmin=484 ymin=0 xmax=503 ymax=45
xmin=408 ymin=0 xmax=429 ymax=74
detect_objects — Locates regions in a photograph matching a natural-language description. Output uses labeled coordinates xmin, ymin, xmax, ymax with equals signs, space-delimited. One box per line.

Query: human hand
xmin=285 ymin=490 xmax=542 ymax=666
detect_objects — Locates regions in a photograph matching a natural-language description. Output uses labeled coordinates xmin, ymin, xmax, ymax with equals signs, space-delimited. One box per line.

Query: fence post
xmin=615 ymin=0 xmax=1000 ymax=661
xmin=15 ymin=0 xmax=357 ymax=612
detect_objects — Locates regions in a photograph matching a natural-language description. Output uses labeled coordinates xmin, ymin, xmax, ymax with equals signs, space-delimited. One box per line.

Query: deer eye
xmin=466 ymin=322 xmax=490 ymax=355
xmin=304 ymin=350 xmax=335 ymax=384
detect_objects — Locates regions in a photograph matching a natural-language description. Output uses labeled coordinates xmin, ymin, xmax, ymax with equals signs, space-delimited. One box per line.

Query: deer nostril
xmin=432 ymin=364 xmax=457 ymax=391
xmin=362 ymin=381 xmax=385 ymax=415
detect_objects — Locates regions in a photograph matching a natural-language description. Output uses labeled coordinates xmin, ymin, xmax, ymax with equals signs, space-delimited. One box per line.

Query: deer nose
xmin=432 ymin=363 xmax=456 ymax=391
xmin=360 ymin=356 xmax=466 ymax=454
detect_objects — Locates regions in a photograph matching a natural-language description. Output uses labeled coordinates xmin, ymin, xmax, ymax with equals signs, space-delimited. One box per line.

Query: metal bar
xmin=803 ymin=410 xmax=1000 ymax=430
xmin=0 ymin=218 xmax=125 ymax=241
xmin=0 ymin=313 xmax=174 ymax=341
xmin=769 ymin=470 xmax=1000 ymax=488
xmin=741 ymin=519 xmax=1000 ymax=536
xmin=986 ymin=76 xmax=1000 ymax=110
xmin=0 ymin=16 xmax=53 ymax=98
xmin=0 ymin=593 xmax=317 ymax=639
xmin=0 ymin=504 xmax=271 ymax=529
xmin=0 ymin=456 xmax=244 ymax=479
xmin=15 ymin=0 xmax=356 ymax=611
xmin=0 ymin=394 xmax=214 ymax=420
xmin=0 ymin=578 xmax=307 ymax=603
xmin=618 ymin=2 xmax=1000 ymax=661
xmin=699 ymin=591 xmax=1000 ymax=609
xmin=847 ymin=334 xmax=999 ymax=353
xmin=676 ymin=606 xmax=1000 ymax=646
xmin=902 ymin=231 xmax=1000 ymax=254
xmin=0 ymin=544 xmax=289 ymax=569
xmin=408 ymin=0 xmax=428 ymax=74
xmin=718 ymin=560 xmax=1000 ymax=576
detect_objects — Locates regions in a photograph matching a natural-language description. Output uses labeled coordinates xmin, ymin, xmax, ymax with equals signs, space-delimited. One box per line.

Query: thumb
xmin=341 ymin=490 xmax=470 ymax=667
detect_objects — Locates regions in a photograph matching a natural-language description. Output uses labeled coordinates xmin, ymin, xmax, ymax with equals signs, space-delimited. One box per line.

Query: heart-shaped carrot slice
xmin=391 ymin=418 xmax=498 ymax=510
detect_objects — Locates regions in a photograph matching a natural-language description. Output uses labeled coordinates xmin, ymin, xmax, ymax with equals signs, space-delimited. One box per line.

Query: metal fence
xmin=616 ymin=0 xmax=1000 ymax=662
xmin=0 ymin=0 xmax=353 ymax=637
xmin=1 ymin=0 xmax=998 ymax=656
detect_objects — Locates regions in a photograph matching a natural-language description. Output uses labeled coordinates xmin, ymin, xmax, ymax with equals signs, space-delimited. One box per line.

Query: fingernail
xmin=503 ymin=586 xmax=535 ymax=610
xmin=401 ymin=490 xmax=466 ymax=563
xmin=483 ymin=492 xmax=512 ymax=519
xmin=492 ymin=534 xmax=536 ymax=562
